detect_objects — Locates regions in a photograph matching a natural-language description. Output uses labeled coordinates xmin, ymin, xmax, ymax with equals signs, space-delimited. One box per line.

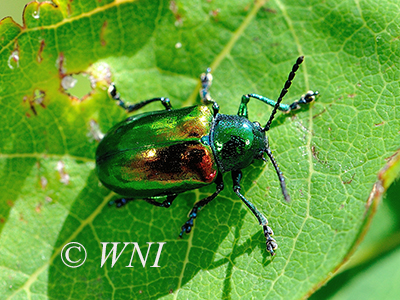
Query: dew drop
xmin=32 ymin=10 xmax=40 ymax=19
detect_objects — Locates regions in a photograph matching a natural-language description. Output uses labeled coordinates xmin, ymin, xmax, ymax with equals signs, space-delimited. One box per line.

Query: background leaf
xmin=1 ymin=0 xmax=399 ymax=299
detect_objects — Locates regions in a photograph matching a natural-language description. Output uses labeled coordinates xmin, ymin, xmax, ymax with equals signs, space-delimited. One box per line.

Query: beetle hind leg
xmin=180 ymin=173 xmax=224 ymax=237
xmin=144 ymin=194 xmax=178 ymax=208
xmin=110 ymin=194 xmax=177 ymax=209
xmin=109 ymin=197 xmax=134 ymax=208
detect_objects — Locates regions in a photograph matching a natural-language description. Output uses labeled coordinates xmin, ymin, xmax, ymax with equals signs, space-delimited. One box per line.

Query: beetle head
xmin=210 ymin=114 xmax=266 ymax=173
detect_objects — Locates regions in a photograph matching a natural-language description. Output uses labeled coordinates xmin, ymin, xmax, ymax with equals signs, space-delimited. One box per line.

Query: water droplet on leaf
xmin=32 ymin=10 xmax=40 ymax=19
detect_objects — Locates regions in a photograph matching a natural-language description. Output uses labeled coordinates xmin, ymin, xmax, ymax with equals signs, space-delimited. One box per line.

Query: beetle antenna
xmin=263 ymin=148 xmax=290 ymax=202
xmin=264 ymin=56 xmax=304 ymax=132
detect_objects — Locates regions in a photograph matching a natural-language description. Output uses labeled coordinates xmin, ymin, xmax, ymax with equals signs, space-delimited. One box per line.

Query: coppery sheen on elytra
xmin=124 ymin=141 xmax=217 ymax=183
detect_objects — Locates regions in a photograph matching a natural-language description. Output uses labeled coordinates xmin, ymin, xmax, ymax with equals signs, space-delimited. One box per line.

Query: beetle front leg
xmin=238 ymin=91 xmax=319 ymax=118
xmin=108 ymin=83 xmax=172 ymax=112
xmin=180 ymin=173 xmax=224 ymax=237
xmin=242 ymin=90 xmax=318 ymax=115
xmin=231 ymin=170 xmax=278 ymax=256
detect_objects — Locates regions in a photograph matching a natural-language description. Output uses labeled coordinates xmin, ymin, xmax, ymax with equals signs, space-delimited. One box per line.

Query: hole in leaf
xmin=62 ymin=73 xmax=92 ymax=99
xmin=87 ymin=119 xmax=104 ymax=142
xmin=23 ymin=89 xmax=46 ymax=116
xmin=8 ymin=49 xmax=19 ymax=69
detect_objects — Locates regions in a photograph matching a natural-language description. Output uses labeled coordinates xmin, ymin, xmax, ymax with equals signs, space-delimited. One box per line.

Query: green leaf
xmin=310 ymin=178 xmax=400 ymax=300
xmin=1 ymin=0 xmax=399 ymax=299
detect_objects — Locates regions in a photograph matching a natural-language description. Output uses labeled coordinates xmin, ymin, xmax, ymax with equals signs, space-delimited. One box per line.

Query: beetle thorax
xmin=210 ymin=114 xmax=267 ymax=173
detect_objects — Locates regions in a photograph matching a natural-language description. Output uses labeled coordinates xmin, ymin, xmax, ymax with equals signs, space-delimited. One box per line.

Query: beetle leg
xmin=108 ymin=83 xmax=172 ymax=112
xmin=200 ymin=69 xmax=220 ymax=117
xmin=238 ymin=55 xmax=306 ymax=118
xmin=110 ymin=194 xmax=177 ymax=208
xmin=180 ymin=173 xmax=224 ymax=237
xmin=237 ymin=94 xmax=250 ymax=119
xmin=237 ymin=57 xmax=318 ymax=130
xmin=242 ymin=90 xmax=318 ymax=115
xmin=144 ymin=194 xmax=178 ymax=208
xmin=231 ymin=170 xmax=278 ymax=256
xmin=109 ymin=197 xmax=134 ymax=208
xmin=200 ymin=68 xmax=214 ymax=104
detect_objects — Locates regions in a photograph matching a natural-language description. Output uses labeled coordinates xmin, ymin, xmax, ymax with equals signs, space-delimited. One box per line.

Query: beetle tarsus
xmin=108 ymin=83 xmax=120 ymax=100
xmin=180 ymin=212 xmax=196 ymax=237
xmin=110 ymin=198 xmax=133 ymax=208
xmin=288 ymin=90 xmax=319 ymax=112
xmin=200 ymin=68 xmax=214 ymax=104
xmin=263 ymin=225 xmax=277 ymax=256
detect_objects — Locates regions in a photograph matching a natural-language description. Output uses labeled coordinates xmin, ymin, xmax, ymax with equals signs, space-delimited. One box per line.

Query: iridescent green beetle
xmin=96 ymin=56 xmax=318 ymax=255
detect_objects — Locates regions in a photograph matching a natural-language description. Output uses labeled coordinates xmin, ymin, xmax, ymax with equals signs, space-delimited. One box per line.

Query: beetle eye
xmin=253 ymin=121 xmax=261 ymax=128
